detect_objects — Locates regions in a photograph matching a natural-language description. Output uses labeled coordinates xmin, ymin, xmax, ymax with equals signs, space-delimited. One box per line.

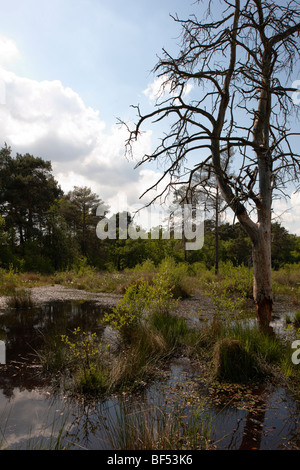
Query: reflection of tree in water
xmin=62 ymin=397 xmax=121 ymax=450
xmin=239 ymin=385 xmax=267 ymax=450
xmin=227 ymin=384 xmax=300 ymax=450
xmin=0 ymin=301 xmax=105 ymax=399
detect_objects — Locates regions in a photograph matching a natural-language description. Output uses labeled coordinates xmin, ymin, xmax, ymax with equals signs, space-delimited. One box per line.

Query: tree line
xmin=0 ymin=145 xmax=299 ymax=274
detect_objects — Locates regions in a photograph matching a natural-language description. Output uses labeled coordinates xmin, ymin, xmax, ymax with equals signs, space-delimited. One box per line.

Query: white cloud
xmin=273 ymin=191 xmax=300 ymax=235
xmin=1 ymin=70 xmax=105 ymax=154
xmin=0 ymin=35 xmax=20 ymax=65
xmin=0 ymin=49 xmax=158 ymax=211
xmin=5 ymin=34 xmax=298 ymax=237
xmin=143 ymin=74 xmax=194 ymax=103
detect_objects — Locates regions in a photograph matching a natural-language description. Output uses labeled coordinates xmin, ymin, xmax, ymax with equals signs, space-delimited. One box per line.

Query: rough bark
xmin=252 ymin=224 xmax=273 ymax=331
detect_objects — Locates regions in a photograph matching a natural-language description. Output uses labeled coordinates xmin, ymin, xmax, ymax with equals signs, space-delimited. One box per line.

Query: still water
xmin=0 ymin=300 xmax=299 ymax=450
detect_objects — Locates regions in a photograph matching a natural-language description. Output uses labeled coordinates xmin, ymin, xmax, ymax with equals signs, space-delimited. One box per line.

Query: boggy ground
xmin=0 ymin=279 xmax=300 ymax=450
xmin=0 ymin=283 xmax=121 ymax=310
xmin=0 ymin=280 xmax=296 ymax=327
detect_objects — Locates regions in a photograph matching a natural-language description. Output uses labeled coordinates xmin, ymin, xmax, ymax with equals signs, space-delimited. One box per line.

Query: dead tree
xmin=122 ymin=0 xmax=300 ymax=331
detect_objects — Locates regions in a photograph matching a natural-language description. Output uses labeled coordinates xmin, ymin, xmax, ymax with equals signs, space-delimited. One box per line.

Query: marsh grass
xmin=76 ymin=364 xmax=109 ymax=395
xmin=6 ymin=287 xmax=33 ymax=309
xmin=22 ymin=421 xmax=71 ymax=450
xmin=101 ymin=265 xmax=193 ymax=392
xmin=3 ymin=260 xmax=299 ymax=395
xmin=103 ymin=399 xmax=211 ymax=450
xmin=150 ymin=311 xmax=190 ymax=350
xmin=213 ymin=338 xmax=261 ymax=382
xmin=0 ymin=403 xmax=72 ymax=450
xmin=293 ymin=311 xmax=300 ymax=328
xmin=108 ymin=312 xmax=194 ymax=392
xmin=2 ymin=260 xmax=300 ymax=449
xmin=108 ymin=325 xmax=167 ymax=392
xmin=195 ymin=317 xmax=292 ymax=384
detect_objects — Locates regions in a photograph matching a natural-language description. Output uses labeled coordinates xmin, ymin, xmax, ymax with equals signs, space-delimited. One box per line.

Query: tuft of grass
xmin=76 ymin=365 xmax=109 ymax=395
xmin=103 ymin=399 xmax=211 ymax=450
xmin=108 ymin=322 xmax=167 ymax=392
xmin=196 ymin=317 xmax=291 ymax=384
xmin=222 ymin=322 xmax=281 ymax=360
xmin=150 ymin=311 xmax=189 ymax=350
xmin=213 ymin=338 xmax=261 ymax=383
xmin=7 ymin=288 xmax=33 ymax=309
xmin=37 ymin=330 xmax=70 ymax=373
xmin=293 ymin=311 xmax=300 ymax=328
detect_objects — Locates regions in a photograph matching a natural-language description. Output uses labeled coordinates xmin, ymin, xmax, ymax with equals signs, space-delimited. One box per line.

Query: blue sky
xmin=0 ymin=1 xmax=193 ymax=216
xmin=0 ymin=0 xmax=190 ymax=125
xmin=0 ymin=0 xmax=299 ymax=234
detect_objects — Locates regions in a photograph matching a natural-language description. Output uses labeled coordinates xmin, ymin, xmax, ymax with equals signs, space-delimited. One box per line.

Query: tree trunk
xmin=252 ymin=222 xmax=273 ymax=332
xmin=215 ymin=187 xmax=219 ymax=276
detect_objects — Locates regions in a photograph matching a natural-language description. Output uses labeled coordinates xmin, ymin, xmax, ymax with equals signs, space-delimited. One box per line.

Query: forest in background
xmin=0 ymin=145 xmax=299 ymax=275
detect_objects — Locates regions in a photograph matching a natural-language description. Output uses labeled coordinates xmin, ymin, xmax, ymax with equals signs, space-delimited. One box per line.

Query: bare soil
xmin=0 ymin=284 xmax=122 ymax=310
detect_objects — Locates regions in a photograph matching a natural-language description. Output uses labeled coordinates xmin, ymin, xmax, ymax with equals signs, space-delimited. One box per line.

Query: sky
xmin=0 ymin=0 xmax=300 ymax=235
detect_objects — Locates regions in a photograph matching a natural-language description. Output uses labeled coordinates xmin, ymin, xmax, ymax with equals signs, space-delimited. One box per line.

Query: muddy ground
xmin=0 ymin=283 xmax=296 ymax=330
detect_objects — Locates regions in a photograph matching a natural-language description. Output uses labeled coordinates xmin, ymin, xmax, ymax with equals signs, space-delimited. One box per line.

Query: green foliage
xmin=271 ymin=222 xmax=300 ymax=268
xmin=71 ymin=256 xmax=95 ymax=276
xmin=23 ymin=240 xmax=54 ymax=273
xmin=6 ymin=288 xmax=33 ymax=309
xmin=133 ymin=259 xmax=157 ymax=273
xmin=213 ymin=338 xmax=260 ymax=382
xmin=0 ymin=147 xmax=61 ymax=247
xmin=150 ymin=311 xmax=189 ymax=349
xmin=208 ymin=282 xmax=247 ymax=316
xmin=294 ymin=311 xmax=300 ymax=329
xmin=203 ymin=263 xmax=252 ymax=318
xmin=219 ymin=261 xmax=253 ymax=298
xmin=0 ymin=265 xmax=35 ymax=308
xmin=61 ymin=327 xmax=109 ymax=394
xmin=273 ymin=263 xmax=300 ymax=296
xmin=0 ymin=265 xmax=20 ymax=295
xmin=103 ymin=270 xmax=177 ymax=340
xmin=158 ymin=257 xmax=192 ymax=298
xmin=0 ymin=144 xmax=299 ymax=274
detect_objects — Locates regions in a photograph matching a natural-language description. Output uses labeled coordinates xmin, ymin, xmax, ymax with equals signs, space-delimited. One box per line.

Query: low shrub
xmin=0 ymin=265 xmax=20 ymax=295
xmin=61 ymin=327 xmax=110 ymax=395
xmin=219 ymin=261 xmax=253 ymax=298
xmin=158 ymin=257 xmax=192 ymax=298
xmin=103 ymin=270 xmax=177 ymax=343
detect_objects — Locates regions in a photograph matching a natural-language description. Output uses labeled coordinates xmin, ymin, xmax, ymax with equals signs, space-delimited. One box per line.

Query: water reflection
xmin=0 ymin=300 xmax=109 ymax=449
xmin=0 ymin=300 xmax=299 ymax=450
xmin=0 ymin=300 xmax=106 ymax=400
xmin=0 ymin=340 xmax=5 ymax=364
